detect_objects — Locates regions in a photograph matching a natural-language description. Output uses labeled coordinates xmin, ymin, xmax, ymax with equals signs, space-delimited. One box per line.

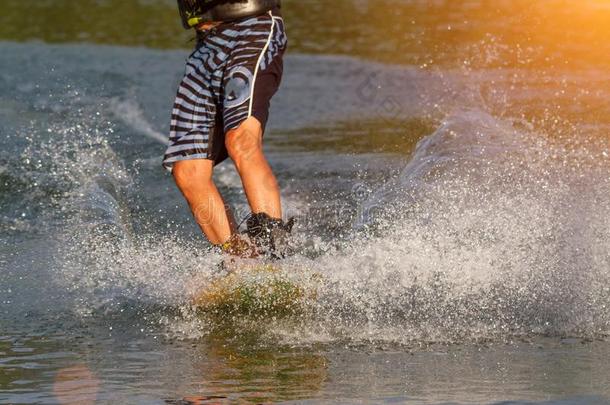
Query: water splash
xmin=45 ymin=108 xmax=610 ymax=346
xmin=300 ymin=110 xmax=610 ymax=344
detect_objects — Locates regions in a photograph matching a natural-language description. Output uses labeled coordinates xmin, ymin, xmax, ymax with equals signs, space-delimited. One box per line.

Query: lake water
xmin=1 ymin=1 xmax=609 ymax=404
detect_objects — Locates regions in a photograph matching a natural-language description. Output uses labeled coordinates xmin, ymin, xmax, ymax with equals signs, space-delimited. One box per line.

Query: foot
xmin=246 ymin=212 xmax=296 ymax=259
xmin=220 ymin=233 xmax=259 ymax=259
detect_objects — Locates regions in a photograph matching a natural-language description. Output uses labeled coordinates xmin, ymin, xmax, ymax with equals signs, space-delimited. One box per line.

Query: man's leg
xmin=172 ymin=159 xmax=235 ymax=245
xmin=225 ymin=117 xmax=282 ymax=219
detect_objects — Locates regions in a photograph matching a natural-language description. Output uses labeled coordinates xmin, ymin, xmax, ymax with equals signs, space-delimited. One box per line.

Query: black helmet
xmin=177 ymin=0 xmax=280 ymax=29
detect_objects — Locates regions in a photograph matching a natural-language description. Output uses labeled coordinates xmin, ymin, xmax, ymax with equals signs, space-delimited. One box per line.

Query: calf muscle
xmin=173 ymin=159 xmax=234 ymax=244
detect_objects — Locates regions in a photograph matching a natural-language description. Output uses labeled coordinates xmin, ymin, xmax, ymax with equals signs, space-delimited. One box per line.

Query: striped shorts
xmin=163 ymin=10 xmax=287 ymax=171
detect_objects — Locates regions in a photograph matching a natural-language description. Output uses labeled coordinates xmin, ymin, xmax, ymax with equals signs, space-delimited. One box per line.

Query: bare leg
xmin=172 ymin=159 xmax=236 ymax=245
xmin=225 ymin=117 xmax=282 ymax=219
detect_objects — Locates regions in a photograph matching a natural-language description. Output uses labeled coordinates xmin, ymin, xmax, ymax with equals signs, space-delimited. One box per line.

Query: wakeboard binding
xmin=246 ymin=212 xmax=295 ymax=260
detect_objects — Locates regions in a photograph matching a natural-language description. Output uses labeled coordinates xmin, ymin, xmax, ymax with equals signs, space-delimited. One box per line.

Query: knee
xmin=225 ymin=119 xmax=263 ymax=164
xmin=172 ymin=160 xmax=213 ymax=194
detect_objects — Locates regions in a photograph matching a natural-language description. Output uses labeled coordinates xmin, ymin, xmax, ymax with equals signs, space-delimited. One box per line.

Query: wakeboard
xmin=192 ymin=260 xmax=318 ymax=316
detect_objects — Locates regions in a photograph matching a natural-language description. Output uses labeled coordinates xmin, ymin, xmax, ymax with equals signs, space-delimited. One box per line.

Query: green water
xmin=3 ymin=0 xmax=610 ymax=68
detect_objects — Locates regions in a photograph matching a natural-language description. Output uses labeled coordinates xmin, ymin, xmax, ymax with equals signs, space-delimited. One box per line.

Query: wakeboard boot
xmin=246 ymin=212 xmax=295 ymax=259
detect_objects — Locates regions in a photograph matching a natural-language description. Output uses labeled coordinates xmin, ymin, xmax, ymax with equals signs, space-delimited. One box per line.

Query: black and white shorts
xmin=163 ymin=10 xmax=287 ymax=170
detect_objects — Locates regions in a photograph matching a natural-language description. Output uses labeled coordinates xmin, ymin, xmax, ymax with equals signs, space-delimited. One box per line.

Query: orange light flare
xmin=500 ymin=0 xmax=610 ymax=69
